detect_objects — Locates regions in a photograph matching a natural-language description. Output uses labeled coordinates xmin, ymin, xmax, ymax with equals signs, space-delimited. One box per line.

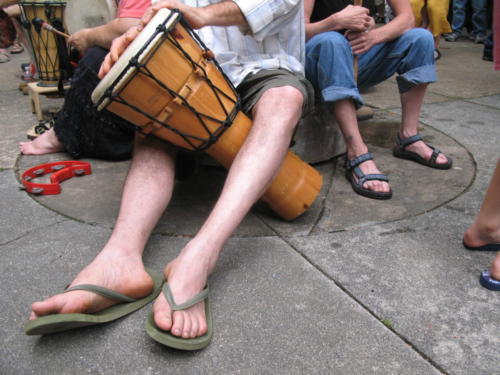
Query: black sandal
xmin=26 ymin=119 xmax=55 ymax=140
xmin=393 ymin=134 xmax=452 ymax=169
xmin=345 ymin=153 xmax=392 ymax=200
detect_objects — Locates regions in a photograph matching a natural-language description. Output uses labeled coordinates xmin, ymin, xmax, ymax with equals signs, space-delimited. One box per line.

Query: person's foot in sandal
xmin=29 ymin=248 xmax=155 ymax=322
xmin=345 ymin=152 xmax=392 ymax=200
xmin=394 ymin=133 xmax=452 ymax=169
xmin=20 ymin=128 xmax=64 ymax=155
xmin=150 ymin=243 xmax=214 ymax=346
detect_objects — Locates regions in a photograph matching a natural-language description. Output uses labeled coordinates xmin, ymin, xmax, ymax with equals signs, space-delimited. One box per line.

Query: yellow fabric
xmin=410 ymin=0 xmax=452 ymax=37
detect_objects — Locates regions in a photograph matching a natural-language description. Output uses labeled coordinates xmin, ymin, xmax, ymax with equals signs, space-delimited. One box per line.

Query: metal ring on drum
xmin=91 ymin=8 xmax=323 ymax=220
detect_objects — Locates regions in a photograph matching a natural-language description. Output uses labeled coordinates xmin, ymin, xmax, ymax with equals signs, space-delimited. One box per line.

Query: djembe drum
xmin=20 ymin=0 xmax=70 ymax=86
xmin=92 ymin=9 xmax=323 ymax=220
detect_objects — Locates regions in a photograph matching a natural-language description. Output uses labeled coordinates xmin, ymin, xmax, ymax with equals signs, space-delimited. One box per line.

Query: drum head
xmin=92 ymin=8 xmax=179 ymax=110
xmin=64 ymin=0 xmax=116 ymax=34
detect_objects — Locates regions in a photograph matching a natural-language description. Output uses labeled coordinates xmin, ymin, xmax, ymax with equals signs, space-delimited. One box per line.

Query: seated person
xmin=304 ymin=0 xmax=452 ymax=200
xmin=19 ymin=0 xmax=152 ymax=160
xmin=27 ymin=0 xmax=314 ymax=350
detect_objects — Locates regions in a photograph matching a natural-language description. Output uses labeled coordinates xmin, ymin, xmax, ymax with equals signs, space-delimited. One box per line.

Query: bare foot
xmin=152 ymin=247 xmax=214 ymax=339
xmin=348 ymin=156 xmax=391 ymax=194
xmin=404 ymin=139 xmax=449 ymax=166
xmin=20 ymin=128 xmax=64 ymax=155
xmin=463 ymin=222 xmax=500 ymax=250
xmin=30 ymin=250 xmax=153 ymax=320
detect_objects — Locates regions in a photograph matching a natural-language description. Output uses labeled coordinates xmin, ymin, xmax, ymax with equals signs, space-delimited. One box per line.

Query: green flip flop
xmin=25 ymin=268 xmax=163 ymax=336
xmin=145 ymin=283 xmax=213 ymax=351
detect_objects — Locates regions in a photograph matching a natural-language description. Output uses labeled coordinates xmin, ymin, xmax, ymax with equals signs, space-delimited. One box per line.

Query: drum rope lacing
xmin=98 ymin=12 xmax=241 ymax=152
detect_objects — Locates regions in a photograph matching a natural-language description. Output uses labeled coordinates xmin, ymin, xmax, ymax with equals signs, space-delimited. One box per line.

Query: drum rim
xmin=91 ymin=8 xmax=180 ymax=111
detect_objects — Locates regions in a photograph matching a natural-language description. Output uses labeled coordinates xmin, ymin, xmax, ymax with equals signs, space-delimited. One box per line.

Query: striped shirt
xmin=183 ymin=0 xmax=305 ymax=87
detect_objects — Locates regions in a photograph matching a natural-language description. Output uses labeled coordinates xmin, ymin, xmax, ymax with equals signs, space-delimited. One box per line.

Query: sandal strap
xmin=64 ymin=284 xmax=137 ymax=303
xmin=163 ymin=283 xmax=209 ymax=311
xmin=427 ymin=144 xmax=442 ymax=164
xmin=345 ymin=152 xmax=373 ymax=170
xmin=360 ymin=173 xmax=389 ymax=183
xmin=396 ymin=134 xmax=423 ymax=149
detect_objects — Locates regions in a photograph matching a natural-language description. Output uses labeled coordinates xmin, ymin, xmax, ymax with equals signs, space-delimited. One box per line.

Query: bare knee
xmin=252 ymin=85 xmax=304 ymax=122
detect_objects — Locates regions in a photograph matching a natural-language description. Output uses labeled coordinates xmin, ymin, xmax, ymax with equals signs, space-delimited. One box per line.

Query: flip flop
xmin=25 ymin=268 xmax=163 ymax=336
xmin=393 ymin=134 xmax=452 ymax=169
xmin=345 ymin=153 xmax=392 ymax=200
xmin=145 ymin=283 xmax=213 ymax=351
xmin=479 ymin=270 xmax=500 ymax=291
xmin=463 ymin=240 xmax=500 ymax=251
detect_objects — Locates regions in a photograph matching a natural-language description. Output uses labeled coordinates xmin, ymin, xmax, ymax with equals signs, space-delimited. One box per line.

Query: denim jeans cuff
xmin=397 ymin=64 xmax=437 ymax=93
xmin=322 ymin=86 xmax=364 ymax=107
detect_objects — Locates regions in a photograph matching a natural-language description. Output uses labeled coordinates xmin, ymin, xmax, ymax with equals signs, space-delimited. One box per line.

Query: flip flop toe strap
xmin=163 ymin=283 xmax=209 ymax=311
xmin=64 ymin=284 xmax=137 ymax=303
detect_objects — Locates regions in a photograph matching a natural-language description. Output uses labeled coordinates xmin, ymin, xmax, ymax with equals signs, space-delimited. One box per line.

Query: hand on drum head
xmin=98 ymin=25 xmax=143 ymax=79
xmin=142 ymin=0 xmax=205 ymax=30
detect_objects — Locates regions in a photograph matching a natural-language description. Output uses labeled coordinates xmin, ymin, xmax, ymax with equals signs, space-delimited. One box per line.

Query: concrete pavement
xmin=1 ymin=38 xmax=499 ymax=374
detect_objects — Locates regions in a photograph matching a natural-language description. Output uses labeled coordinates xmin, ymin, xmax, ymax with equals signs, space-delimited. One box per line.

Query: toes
xmin=31 ymin=294 xmax=66 ymax=317
xmin=153 ymin=294 xmax=173 ymax=331
xmin=171 ymin=311 xmax=185 ymax=337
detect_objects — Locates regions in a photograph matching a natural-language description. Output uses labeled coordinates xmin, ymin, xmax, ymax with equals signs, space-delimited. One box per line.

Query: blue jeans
xmin=305 ymin=28 xmax=436 ymax=107
xmin=451 ymin=0 xmax=488 ymax=35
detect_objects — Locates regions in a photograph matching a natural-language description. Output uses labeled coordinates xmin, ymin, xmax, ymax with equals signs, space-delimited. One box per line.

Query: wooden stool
xmin=27 ymin=82 xmax=70 ymax=121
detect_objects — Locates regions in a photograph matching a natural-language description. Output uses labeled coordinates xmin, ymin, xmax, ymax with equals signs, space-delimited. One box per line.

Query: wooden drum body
xmin=92 ymin=9 xmax=323 ymax=220
xmin=20 ymin=0 xmax=70 ymax=86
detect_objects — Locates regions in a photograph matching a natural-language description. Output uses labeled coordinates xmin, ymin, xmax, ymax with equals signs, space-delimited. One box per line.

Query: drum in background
xmin=20 ymin=0 xmax=70 ymax=86
xmin=64 ymin=0 xmax=117 ymax=35
xmin=92 ymin=8 xmax=323 ymax=220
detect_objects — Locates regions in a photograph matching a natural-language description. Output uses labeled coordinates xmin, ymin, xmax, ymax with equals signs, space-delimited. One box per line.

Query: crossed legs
xmin=29 ymin=85 xmax=304 ymax=339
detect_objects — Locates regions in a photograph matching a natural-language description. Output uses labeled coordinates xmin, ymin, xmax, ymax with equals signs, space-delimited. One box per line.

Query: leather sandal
xmin=345 ymin=153 xmax=392 ymax=200
xmin=393 ymin=134 xmax=452 ymax=169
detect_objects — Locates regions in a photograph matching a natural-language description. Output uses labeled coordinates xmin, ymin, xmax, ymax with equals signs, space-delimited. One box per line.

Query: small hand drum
xmin=92 ymin=8 xmax=323 ymax=220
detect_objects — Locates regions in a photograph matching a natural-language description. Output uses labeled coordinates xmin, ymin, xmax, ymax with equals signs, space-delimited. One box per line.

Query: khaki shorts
xmin=236 ymin=68 xmax=314 ymax=118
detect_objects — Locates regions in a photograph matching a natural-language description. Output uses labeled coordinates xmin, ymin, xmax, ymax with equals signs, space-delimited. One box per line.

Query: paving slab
xmin=0 ymin=169 xmax=60 ymax=245
xmin=287 ymin=196 xmax=500 ymax=375
xmin=1 ymin=226 xmax=441 ymax=375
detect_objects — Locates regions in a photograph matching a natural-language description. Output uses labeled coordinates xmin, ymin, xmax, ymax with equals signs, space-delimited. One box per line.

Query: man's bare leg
xmin=332 ymin=99 xmax=390 ymax=194
xmin=152 ymin=86 xmax=304 ymax=339
xmin=399 ymin=84 xmax=450 ymax=165
xmin=20 ymin=128 xmax=64 ymax=155
xmin=463 ymin=159 xmax=500 ymax=280
xmin=30 ymin=135 xmax=177 ymax=319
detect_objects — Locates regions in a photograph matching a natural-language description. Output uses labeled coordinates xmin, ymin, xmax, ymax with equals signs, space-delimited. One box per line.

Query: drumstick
xmin=32 ymin=18 xmax=70 ymax=39
xmin=353 ymin=0 xmax=363 ymax=82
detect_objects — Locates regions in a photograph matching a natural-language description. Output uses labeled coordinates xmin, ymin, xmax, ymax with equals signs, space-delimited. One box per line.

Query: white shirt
xmin=183 ymin=0 xmax=305 ymax=87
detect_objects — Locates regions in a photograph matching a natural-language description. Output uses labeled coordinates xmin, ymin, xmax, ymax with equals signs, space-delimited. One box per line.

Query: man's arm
xmin=68 ymin=17 xmax=141 ymax=54
xmin=304 ymin=0 xmax=372 ymax=41
xmin=360 ymin=0 xmax=414 ymax=45
xmin=142 ymin=0 xmax=246 ymax=30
